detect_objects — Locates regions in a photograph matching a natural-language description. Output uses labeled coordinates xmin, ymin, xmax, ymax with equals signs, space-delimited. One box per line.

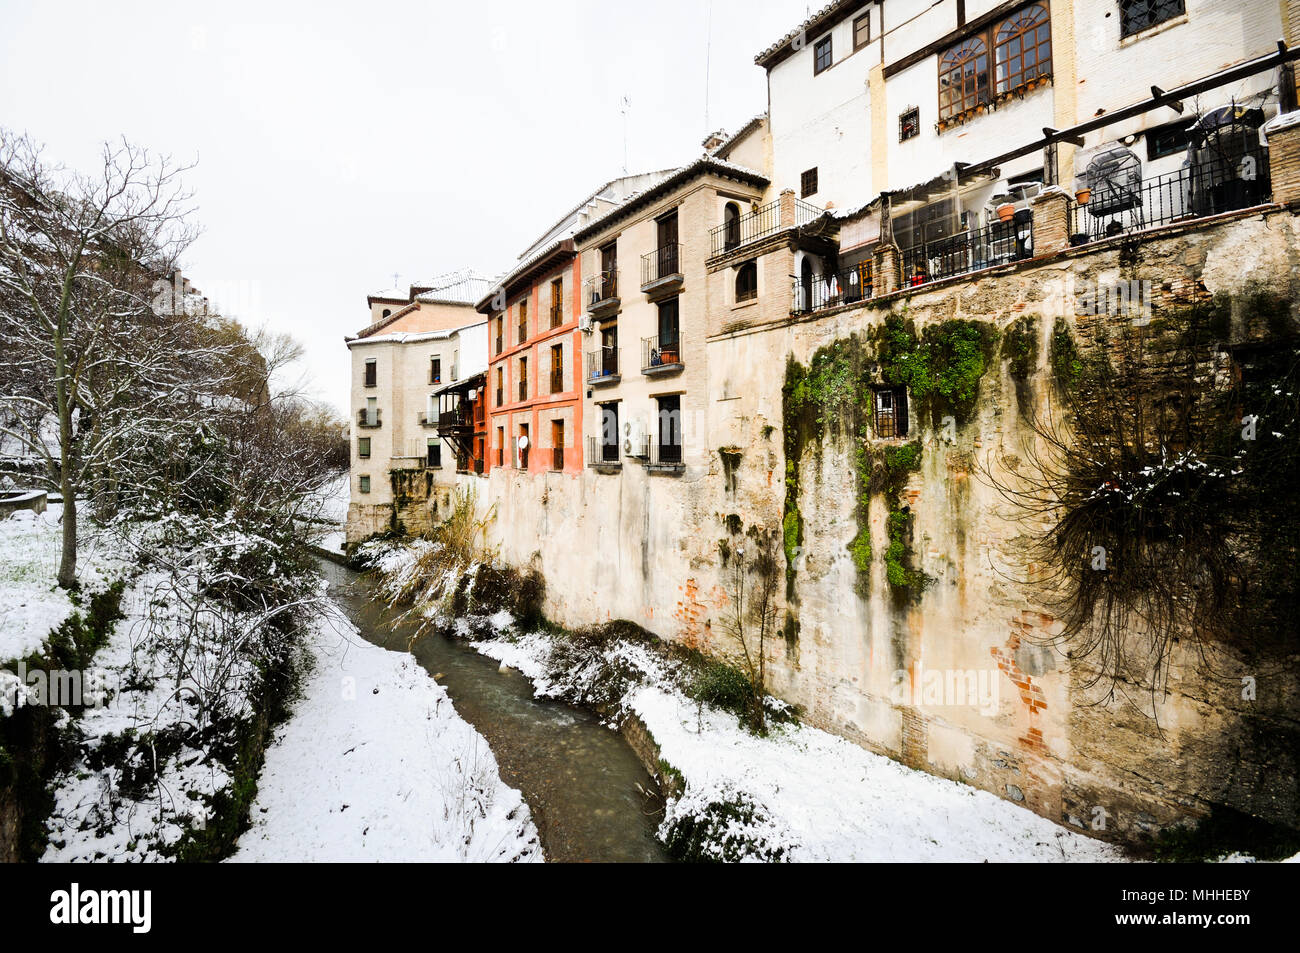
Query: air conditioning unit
xmin=579 ymin=313 xmax=593 ymax=334
xmin=622 ymin=418 xmax=647 ymax=458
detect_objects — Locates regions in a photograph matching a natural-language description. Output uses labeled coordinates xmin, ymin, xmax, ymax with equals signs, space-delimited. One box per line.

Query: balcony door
xmin=656 ymin=211 xmax=678 ymax=275
xmin=600 ymin=242 xmax=617 ymax=297
xmin=657 ymin=297 xmax=679 ymax=353
xmin=601 ymin=323 xmax=617 ymax=374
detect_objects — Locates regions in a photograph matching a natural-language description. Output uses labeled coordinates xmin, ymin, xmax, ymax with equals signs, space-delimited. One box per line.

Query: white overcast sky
xmin=0 ymin=0 xmax=808 ymax=414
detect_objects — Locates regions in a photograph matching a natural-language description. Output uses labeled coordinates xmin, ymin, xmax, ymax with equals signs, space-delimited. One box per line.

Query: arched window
xmin=995 ymin=5 xmax=1051 ymax=95
xmin=723 ymin=202 xmax=740 ymax=250
xmin=381 ymin=309 xmax=392 ymax=319
xmin=735 ymin=261 xmax=757 ymax=302
xmin=938 ymin=35 xmax=988 ymax=120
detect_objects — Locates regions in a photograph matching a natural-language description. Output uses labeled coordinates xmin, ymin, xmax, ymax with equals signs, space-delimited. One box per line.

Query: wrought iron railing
xmin=357 ymin=408 xmax=381 ymax=428
xmin=586 ymin=346 xmax=620 ymax=381
xmin=585 ymin=269 xmax=619 ymax=308
xmin=899 ymin=216 xmax=1030 ymax=285
xmin=641 ymin=243 xmax=682 ymax=286
xmin=709 ymin=197 xmax=822 ymax=256
xmin=587 ymin=434 xmax=620 ymax=466
xmin=657 ymin=440 xmax=683 ymax=464
xmin=793 ymin=265 xmax=875 ymax=313
xmin=1068 ymin=147 xmax=1270 ymax=244
xmin=642 ymin=333 xmax=682 ymax=371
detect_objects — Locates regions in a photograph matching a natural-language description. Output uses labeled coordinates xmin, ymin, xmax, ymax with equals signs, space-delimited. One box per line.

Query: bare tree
xmin=719 ymin=524 xmax=783 ymax=733
xmin=0 ymin=129 xmax=201 ymax=587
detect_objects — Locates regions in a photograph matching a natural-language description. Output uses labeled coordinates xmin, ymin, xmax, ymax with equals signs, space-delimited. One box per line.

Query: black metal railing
xmin=585 ymin=269 xmax=619 ymax=308
xmin=900 ymin=216 xmax=1030 ymax=285
xmin=1068 ymin=147 xmax=1270 ymax=245
xmin=587 ymin=434 xmax=620 ymax=466
xmin=657 ymin=441 xmax=683 ymax=464
xmin=586 ymin=346 xmax=620 ymax=381
xmin=357 ymin=408 xmax=381 ymax=428
xmin=641 ymin=243 xmax=682 ymax=286
xmin=793 ymin=266 xmax=876 ymax=313
xmin=642 ymin=333 xmax=682 ymax=372
xmin=709 ymin=197 xmax=822 ymax=256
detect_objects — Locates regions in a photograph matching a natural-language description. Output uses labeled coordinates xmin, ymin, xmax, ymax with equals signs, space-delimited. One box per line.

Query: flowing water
xmin=319 ymin=559 xmax=670 ymax=863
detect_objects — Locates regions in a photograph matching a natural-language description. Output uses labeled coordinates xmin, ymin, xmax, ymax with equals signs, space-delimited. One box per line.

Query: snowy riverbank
xmin=228 ymin=605 xmax=540 ymax=863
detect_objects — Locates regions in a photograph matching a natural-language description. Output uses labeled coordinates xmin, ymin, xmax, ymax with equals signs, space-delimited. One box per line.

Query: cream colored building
xmin=346 ymin=273 xmax=492 ymax=541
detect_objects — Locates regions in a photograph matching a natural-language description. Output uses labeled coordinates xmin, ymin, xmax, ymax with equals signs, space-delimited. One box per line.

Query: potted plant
xmin=1075 ymin=186 xmax=1092 ymax=205
xmin=996 ymin=202 xmax=1017 ymax=222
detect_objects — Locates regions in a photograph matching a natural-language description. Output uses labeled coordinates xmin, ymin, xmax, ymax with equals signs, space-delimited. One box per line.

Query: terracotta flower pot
xmin=1075 ymin=188 xmax=1092 ymax=205
xmin=996 ymin=203 xmax=1017 ymax=222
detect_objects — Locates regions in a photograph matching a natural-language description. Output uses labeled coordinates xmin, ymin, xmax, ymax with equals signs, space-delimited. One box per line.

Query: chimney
xmin=701 ymin=129 xmax=728 ymax=153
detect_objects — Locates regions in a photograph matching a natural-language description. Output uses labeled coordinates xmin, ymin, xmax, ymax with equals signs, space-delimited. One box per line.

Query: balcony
xmin=793 ymin=266 xmax=875 ymax=314
xmin=418 ymin=412 xmax=440 ymax=428
xmin=709 ymin=197 xmax=822 ymax=257
xmin=437 ymin=409 xmax=473 ymax=433
xmin=641 ymin=243 xmax=683 ymax=297
xmin=585 ymin=346 xmax=620 ymax=386
xmin=1068 ymin=146 xmax=1270 ymax=245
xmin=584 ymin=269 xmax=620 ymax=316
xmin=356 ymin=408 xmax=381 ymax=429
xmin=586 ymin=434 xmax=621 ymax=469
xmin=642 ymin=334 xmax=683 ymax=375
xmin=899 ymin=216 xmax=1031 ymax=286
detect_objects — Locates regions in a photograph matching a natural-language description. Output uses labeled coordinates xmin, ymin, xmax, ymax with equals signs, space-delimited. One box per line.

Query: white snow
xmin=0 ymin=503 xmax=131 ymax=668
xmin=471 ymin=625 xmax=1123 ymax=863
xmin=228 ymin=609 xmax=540 ymax=863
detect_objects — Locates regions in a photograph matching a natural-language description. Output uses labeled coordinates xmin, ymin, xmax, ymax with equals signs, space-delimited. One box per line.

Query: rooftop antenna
xmin=620 ymin=94 xmax=631 ymax=173
xmin=391 ymin=271 xmax=401 ymax=289
xmin=704 ymin=0 xmax=714 ymax=135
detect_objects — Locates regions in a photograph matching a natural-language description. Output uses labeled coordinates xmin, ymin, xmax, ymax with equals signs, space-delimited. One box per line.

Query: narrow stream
xmin=319 ymin=559 xmax=670 ymax=863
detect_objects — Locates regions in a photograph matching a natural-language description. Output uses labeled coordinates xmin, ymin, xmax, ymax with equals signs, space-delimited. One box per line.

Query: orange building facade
xmin=478 ymin=239 xmax=584 ymax=476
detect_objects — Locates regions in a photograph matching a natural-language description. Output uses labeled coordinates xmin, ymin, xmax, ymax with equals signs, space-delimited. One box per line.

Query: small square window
xmin=1120 ymin=0 xmax=1185 ymax=39
xmin=899 ymin=107 xmax=920 ymax=142
xmin=813 ymin=35 xmax=832 ymax=74
xmin=364 ymin=359 xmax=376 ymax=387
xmin=358 ymin=437 xmax=371 ymax=459
xmin=874 ymin=387 xmax=909 ymax=438
xmin=1145 ymin=120 xmax=1190 ymax=160
xmin=359 ymin=475 xmax=371 ymax=494
xmin=801 ymin=167 xmax=819 ymax=198
xmin=853 ymin=13 xmax=871 ymax=51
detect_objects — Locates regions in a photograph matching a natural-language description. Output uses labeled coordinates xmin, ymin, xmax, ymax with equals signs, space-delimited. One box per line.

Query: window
xmin=1145 ymin=119 xmax=1190 ymax=160
xmin=496 ymin=366 xmax=504 ymax=406
xmin=656 ymin=395 xmax=682 ymax=464
xmin=365 ymin=397 xmax=378 ymax=426
xmin=430 ymin=357 xmax=441 ymax=385
xmin=381 ymin=309 xmax=391 ymax=320
xmin=551 ymin=420 xmax=565 ymax=471
xmin=363 ymin=359 xmax=376 ymax=387
xmin=801 ymin=167 xmax=818 ymax=198
xmin=518 ymin=298 xmax=528 ymax=344
xmin=358 ymin=437 xmax=371 ymax=459
xmin=496 ymin=427 xmax=505 ymax=467
xmin=658 ymin=297 xmax=680 ymax=351
xmin=550 ymin=278 xmax=564 ymax=327
xmin=600 ymin=403 xmax=619 ymax=463
xmin=427 ymin=439 xmax=441 ymax=468
xmin=899 ymin=107 xmax=920 ymax=141
xmin=495 ymin=316 xmax=504 ymax=354
xmin=813 ymin=35 xmax=832 ymax=74
xmin=853 ymin=13 xmax=871 ymax=51
xmin=874 ymin=388 xmax=909 ymax=438
xmin=1119 ymin=0 xmax=1184 ymax=38
xmin=359 ymin=475 xmax=371 ymax=494
xmin=939 ymin=5 xmax=1053 ymax=121
xmin=994 ymin=5 xmax=1051 ymax=95
xmin=735 ymin=262 xmax=757 ymax=302
xmin=518 ymin=424 xmax=529 ymax=469
xmin=518 ymin=356 xmax=528 ymax=402
xmin=938 ymin=35 xmax=989 ymax=120
xmin=723 ymin=202 xmax=740 ymax=250
xmin=550 ymin=343 xmax=564 ymax=393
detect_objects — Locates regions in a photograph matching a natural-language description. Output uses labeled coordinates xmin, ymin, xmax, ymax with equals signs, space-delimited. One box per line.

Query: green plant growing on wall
xmin=716 ymin=524 xmax=783 ymax=734
xmin=1003 ymin=315 xmax=1039 ymax=415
